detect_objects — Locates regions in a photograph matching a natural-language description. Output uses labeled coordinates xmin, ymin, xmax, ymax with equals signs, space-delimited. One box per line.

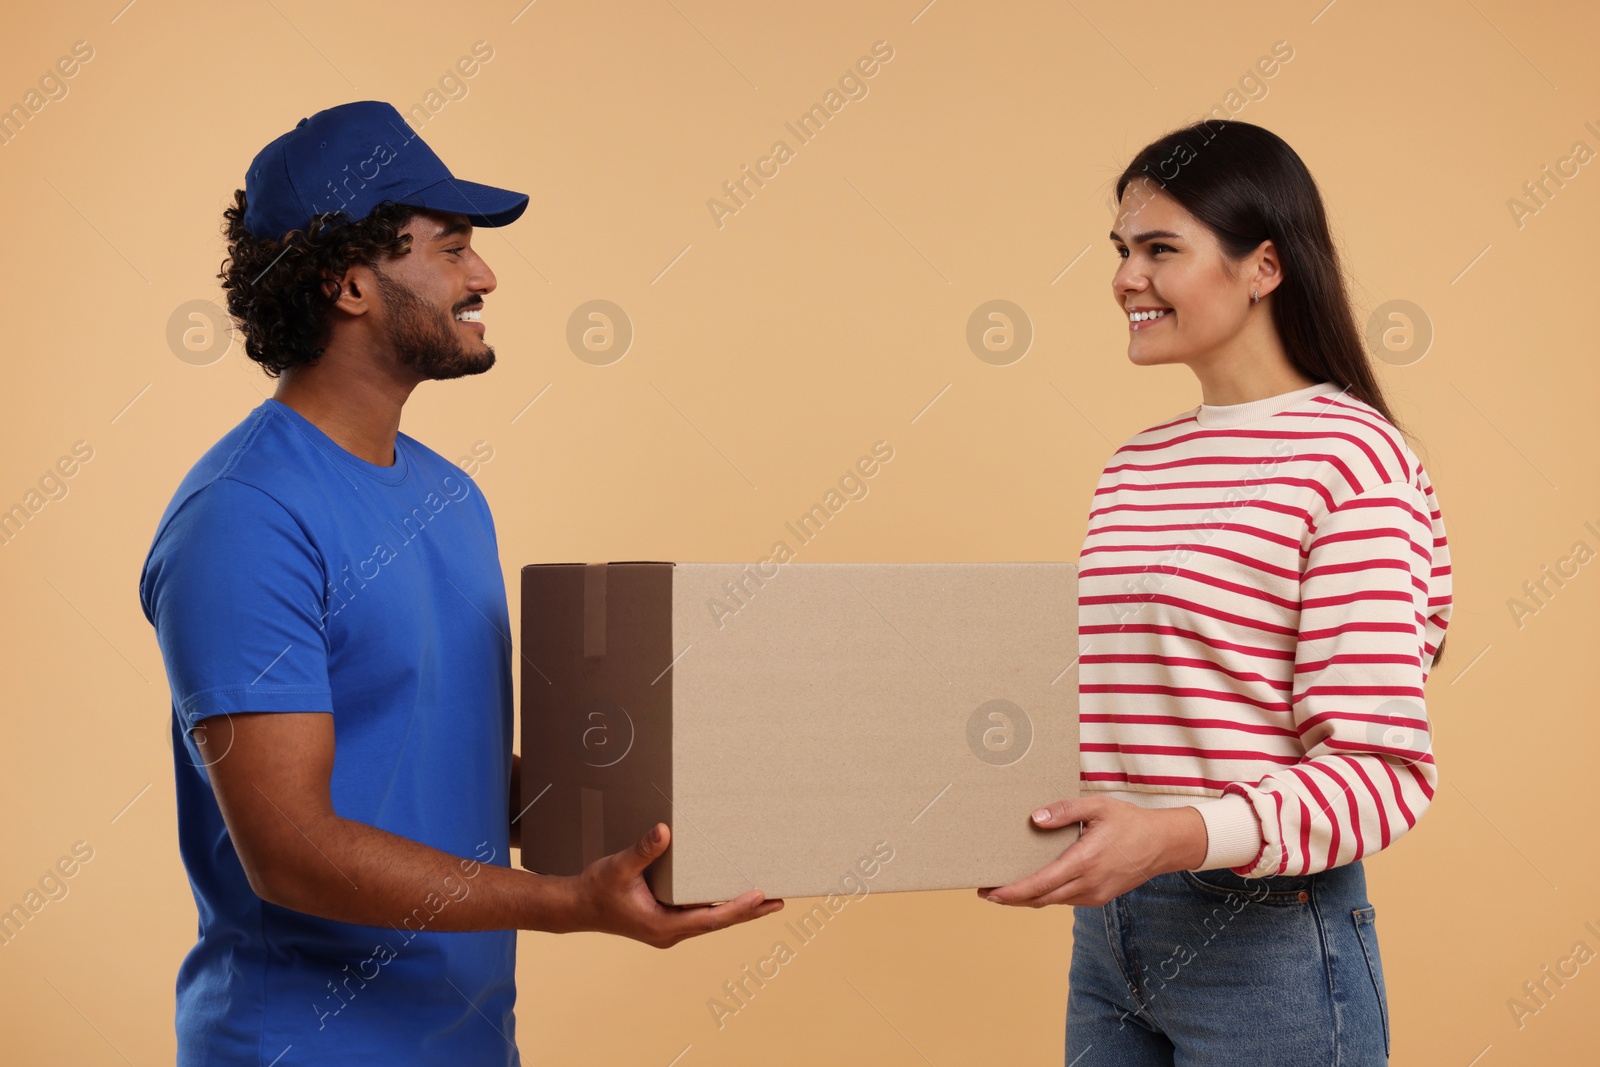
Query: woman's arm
xmin=985 ymin=475 xmax=1451 ymax=905
xmin=980 ymin=798 xmax=1210 ymax=908
xmin=1203 ymin=478 xmax=1450 ymax=878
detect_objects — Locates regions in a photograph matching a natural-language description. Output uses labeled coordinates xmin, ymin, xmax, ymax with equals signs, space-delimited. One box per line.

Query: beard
xmin=370 ymin=268 xmax=495 ymax=381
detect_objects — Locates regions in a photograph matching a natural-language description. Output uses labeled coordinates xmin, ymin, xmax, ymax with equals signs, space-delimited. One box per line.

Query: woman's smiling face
xmin=1110 ymin=178 xmax=1263 ymax=371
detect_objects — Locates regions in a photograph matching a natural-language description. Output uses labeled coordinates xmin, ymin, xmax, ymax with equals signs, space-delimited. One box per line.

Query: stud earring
xmin=1252 ymin=289 xmax=1260 ymax=304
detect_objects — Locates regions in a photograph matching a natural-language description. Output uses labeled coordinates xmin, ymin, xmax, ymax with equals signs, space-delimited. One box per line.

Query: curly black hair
xmin=217 ymin=190 xmax=421 ymax=377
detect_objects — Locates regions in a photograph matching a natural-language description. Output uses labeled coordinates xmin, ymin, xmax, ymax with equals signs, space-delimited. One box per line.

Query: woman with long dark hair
xmin=982 ymin=120 xmax=1452 ymax=1065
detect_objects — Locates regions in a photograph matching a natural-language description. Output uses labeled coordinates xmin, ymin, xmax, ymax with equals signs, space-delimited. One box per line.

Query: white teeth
xmin=455 ymin=308 xmax=481 ymax=322
xmin=1129 ymin=309 xmax=1169 ymax=322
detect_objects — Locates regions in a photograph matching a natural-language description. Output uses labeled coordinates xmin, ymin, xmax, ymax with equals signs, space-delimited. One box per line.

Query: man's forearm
xmin=257 ymin=811 xmax=584 ymax=935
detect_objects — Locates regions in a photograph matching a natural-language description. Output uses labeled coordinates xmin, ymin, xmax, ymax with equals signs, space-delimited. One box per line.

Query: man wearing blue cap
xmin=139 ymin=101 xmax=782 ymax=1066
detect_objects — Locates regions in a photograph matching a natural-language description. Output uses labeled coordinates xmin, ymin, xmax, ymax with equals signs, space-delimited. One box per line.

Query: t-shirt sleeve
xmin=1199 ymin=478 xmax=1447 ymax=877
xmin=141 ymin=478 xmax=334 ymax=727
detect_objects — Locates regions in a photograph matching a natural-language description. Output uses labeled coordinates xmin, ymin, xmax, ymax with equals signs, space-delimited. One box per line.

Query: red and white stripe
xmin=1078 ymin=384 xmax=1451 ymax=877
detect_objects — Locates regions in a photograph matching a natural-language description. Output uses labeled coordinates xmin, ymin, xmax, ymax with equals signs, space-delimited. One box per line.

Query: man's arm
xmin=201 ymin=712 xmax=781 ymax=948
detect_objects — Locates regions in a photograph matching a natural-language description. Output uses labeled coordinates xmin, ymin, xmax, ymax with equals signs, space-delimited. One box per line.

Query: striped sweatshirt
xmin=1078 ymin=381 xmax=1452 ymax=877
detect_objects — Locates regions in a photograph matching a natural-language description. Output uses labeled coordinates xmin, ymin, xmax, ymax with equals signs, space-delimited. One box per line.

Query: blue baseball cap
xmin=242 ymin=100 xmax=528 ymax=240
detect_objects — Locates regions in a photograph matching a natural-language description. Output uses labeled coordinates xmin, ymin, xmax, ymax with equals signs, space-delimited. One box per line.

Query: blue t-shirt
xmin=139 ymin=398 xmax=518 ymax=1066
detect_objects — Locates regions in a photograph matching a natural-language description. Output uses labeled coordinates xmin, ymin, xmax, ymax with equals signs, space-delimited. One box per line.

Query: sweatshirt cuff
xmin=1188 ymin=795 xmax=1263 ymax=871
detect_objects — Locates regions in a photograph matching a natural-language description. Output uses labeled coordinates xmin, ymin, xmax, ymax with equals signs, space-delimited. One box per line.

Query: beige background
xmin=2 ymin=0 xmax=1596 ymax=1063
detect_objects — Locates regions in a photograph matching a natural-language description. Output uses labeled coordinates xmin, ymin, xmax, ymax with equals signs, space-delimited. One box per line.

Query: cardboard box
xmin=519 ymin=562 xmax=1080 ymax=904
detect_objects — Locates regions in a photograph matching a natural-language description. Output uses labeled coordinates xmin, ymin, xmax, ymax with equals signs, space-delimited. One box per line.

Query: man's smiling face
xmin=369 ymin=208 xmax=499 ymax=381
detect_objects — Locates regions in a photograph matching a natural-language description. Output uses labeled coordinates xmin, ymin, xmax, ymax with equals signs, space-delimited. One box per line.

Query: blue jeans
xmin=1066 ymin=860 xmax=1390 ymax=1065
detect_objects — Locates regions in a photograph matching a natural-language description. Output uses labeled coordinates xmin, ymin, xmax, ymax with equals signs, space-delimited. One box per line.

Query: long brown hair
xmin=1115 ymin=120 xmax=1401 ymax=429
xmin=1116 ymin=120 xmax=1446 ymax=665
